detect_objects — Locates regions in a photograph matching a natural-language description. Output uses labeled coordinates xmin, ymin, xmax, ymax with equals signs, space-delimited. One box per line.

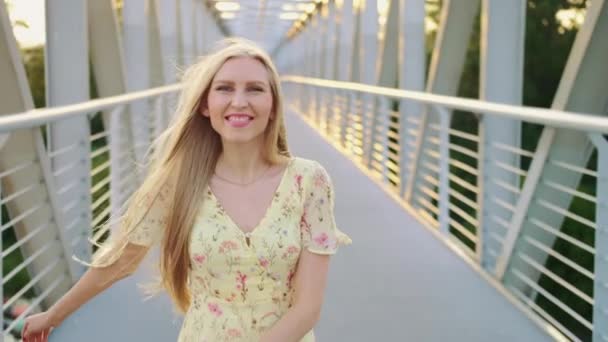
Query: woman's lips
xmin=225 ymin=114 xmax=253 ymax=128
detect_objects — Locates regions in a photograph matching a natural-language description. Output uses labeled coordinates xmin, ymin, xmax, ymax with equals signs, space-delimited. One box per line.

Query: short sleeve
xmin=300 ymin=162 xmax=352 ymax=255
xmin=78 ymin=183 xmax=172 ymax=268
xmin=126 ymin=184 xmax=171 ymax=247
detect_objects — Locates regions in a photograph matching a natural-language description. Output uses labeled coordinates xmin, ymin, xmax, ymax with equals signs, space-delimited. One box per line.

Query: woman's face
xmin=203 ymin=56 xmax=274 ymax=145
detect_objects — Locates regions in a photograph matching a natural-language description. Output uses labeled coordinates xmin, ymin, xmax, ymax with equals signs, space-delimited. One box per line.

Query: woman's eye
xmin=216 ymin=86 xmax=232 ymax=91
xmin=248 ymin=87 xmax=264 ymax=92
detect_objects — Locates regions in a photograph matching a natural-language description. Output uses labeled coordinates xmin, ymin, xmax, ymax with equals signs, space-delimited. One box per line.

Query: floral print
xmin=127 ymin=157 xmax=351 ymax=341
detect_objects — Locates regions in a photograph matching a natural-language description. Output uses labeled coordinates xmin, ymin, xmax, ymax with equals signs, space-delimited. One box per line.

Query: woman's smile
xmin=225 ymin=113 xmax=254 ymax=128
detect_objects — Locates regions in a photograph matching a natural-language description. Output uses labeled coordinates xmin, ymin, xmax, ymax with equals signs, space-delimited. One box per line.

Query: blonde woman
xmin=21 ymin=37 xmax=351 ymax=342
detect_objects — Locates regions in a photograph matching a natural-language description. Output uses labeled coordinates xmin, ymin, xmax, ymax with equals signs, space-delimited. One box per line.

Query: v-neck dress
xmin=126 ymin=157 xmax=351 ymax=341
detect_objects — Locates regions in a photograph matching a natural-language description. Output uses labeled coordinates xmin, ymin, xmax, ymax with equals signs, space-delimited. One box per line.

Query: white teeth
xmin=227 ymin=116 xmax=251 ymax=122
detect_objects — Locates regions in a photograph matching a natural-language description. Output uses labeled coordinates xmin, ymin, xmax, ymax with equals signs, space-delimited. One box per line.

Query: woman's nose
xmin=230 ymin=90 xmax=248 ymax=108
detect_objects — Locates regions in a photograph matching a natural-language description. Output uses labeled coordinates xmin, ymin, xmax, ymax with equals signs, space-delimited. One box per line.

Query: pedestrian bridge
xmin=1 ymin=1 xmax=607 ymax=342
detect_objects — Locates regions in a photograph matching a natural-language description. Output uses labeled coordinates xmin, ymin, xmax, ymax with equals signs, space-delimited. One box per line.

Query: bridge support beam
xmin=495 ymin=5 xmax=608 ymax=339
xmin=404 ymin=0 xmax=480 ymax=222
xmin=88 ymin=0 xmax=139 ymax=215
xmin=365 ymin=0 xmax=398 ymax=176
xmin=359 ymin=0 xmax=379 ymax=166
xmin=0 ymin=3 xmax=73 ymax=310
xmin=397 ymin=0 xmax=426 ymax=197
xmin=45 ymin=0 xmax=91 ymax=279
xmin=479 ymin=0 xmax=525 ymax=270
xmin=179 ymin=0 xmax=195 ymax=64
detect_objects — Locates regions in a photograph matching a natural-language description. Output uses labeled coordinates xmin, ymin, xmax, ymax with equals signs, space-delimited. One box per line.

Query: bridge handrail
xmin=282 ymin=75 xmax=608 ymax=134
xmin=0 ymin=84 xmax=182 ymax=133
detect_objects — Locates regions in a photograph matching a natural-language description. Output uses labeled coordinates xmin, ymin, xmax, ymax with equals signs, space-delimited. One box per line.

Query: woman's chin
xmin=220 ymin=133 xmax=265 ymax=146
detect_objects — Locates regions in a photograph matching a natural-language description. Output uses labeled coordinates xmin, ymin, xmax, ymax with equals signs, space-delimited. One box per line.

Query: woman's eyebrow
xmin=212 ymin=80 xmax=268 ymax=86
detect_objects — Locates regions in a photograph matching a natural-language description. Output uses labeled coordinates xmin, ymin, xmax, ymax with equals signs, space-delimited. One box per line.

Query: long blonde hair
xmin=87 ymin=37 xmax=290 ymax=313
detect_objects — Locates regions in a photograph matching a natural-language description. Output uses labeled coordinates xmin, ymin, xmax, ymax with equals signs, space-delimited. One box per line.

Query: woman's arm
xmin=260 ymin=250 xmax=331 ymax=342
xmin=23 ymin=243 xmax=150 ymax=341
xmin=47 ymin=243 xmax=149 ymax=325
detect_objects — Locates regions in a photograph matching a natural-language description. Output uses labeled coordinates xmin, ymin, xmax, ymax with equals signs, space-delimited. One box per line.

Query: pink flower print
xmin=236 ymin=271 xmax=247 ymax=290
xmin=227 ymin=329 xmax=242 ymax=338
xmin=295 ymin=174 xmax=303 ymax=189
xmin=207 ymin=303 xmax=223 ymax=317
xmin=259 ymin=257 xmax=269 ymax=268
xmin=236 ymin=271 xmax=248 ymax=300
xmin=221 ymin=240 xmax=239 ymax=250
xmin=300 ymin=211 xmax=311 ymax=233
xmin=314 ymin=172 xmax=327 ymax=187
xmin=313 ymin=232 xmax=329 ymax=248
xmin=283 ymin=245 xmax=300 ymax=259
xmin=193 ymin=254 xmax=206 ymax=264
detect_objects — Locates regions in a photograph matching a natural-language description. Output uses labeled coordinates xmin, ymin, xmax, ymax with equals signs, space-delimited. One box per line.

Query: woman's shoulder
xmin=290 ymin=156 xmax=327 ymax=174
xmin=290 ymin=157 xmax=334 ymax=189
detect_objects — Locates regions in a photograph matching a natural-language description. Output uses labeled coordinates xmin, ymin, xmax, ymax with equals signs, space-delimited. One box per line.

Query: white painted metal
xmin=497 ymin=0 xmax=608 ymax=293
xmin=593 ymin=134 xmax=608 ymax=341
xmin=359 ymin=0 xmax=379 ymax=166
xmin=180 ymin=0 xmax=195 ymax=64
xmin=404 ymin=0 xmax=480 ymax=207
xmin=283 ymin=74 xmax=608 ymax=341
xmin=321 ymin=2 xmax=335 ymax=130
xmin=360 ymin=0 xmax=378 ymax=86
xmin=124 ymin=0 xmax=153 ymax=174
xmin=191 ymin=0 xmax=200 ymax=56
xmin=0 ymin=85 xmax=181 ymax=133
xmin=366 ymin=0 xmax=398 ymax=167
xmin=0 ymin=83 xmax=179 ymax=334
xmin=397 ymin=0 xmax=425 ymax=197
xmin=1 ymin=176 xmax=3 ymax=341
xmin=282 ymin=77 xmax=608 ymax=133
xmin=479 ymin=0 xmax=525 ymax=270
xmin=436 ymin=105 xmax=450 ymax=235
xmin=350 ymin=2 xmax=362 ymax=84
xmin=0 ymin=2 xmax=73 ymax=319
xmin=148 ymin=0 xmax=165 ymax=87
xmin=335 ymin=0 xmax=355 ymax=145
xmin=337 ymin=0 xmax=355 ymax=82
xmin=87 ymin=0 xmax=131 ymax=137
xmin=156 ymin=0 xmax=180 ymax=83
xmin=45 ymin=0 xmax=91 ymax=279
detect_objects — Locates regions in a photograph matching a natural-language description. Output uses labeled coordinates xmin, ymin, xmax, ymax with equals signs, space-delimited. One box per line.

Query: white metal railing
xmin=282 ymin=75 xmax=608 ymax=342
xmin=0 ymin=84 xmax=180 ymax=340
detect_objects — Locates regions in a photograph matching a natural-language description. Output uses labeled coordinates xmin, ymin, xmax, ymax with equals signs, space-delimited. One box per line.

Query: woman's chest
xmin=188 ymin=194 xmax=304 ymax=275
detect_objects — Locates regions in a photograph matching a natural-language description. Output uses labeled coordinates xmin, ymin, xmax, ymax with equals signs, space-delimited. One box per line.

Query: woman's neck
xmin=216 ymin=141 xmax=269 ymax=182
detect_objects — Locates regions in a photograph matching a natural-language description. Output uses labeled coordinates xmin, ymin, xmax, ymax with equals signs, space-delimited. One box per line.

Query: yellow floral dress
xmin=127 ymin=157 xmax=351 ymax=341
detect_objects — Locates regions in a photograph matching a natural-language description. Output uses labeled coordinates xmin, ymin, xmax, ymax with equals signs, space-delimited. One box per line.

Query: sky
xmin=5 ymin=0 xmax=46 ymax=48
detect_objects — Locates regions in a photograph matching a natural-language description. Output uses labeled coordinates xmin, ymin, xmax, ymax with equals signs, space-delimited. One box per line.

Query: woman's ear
xmin=199 ymin=100 xmax=210 ymax=117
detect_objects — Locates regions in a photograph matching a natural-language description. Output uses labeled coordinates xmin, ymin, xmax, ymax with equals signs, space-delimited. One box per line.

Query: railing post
xmin=593 ymin=133 xmax=608 ymax=342
xmin=476 ymin=116 xmax=486 ymax=264
xmin=340 ymin=91 xmax=353 ymax=149
xmin=380 ymin=97 xmax=391 ymax=184
xmin=109 ymin=106 xmax=126 ymax=222
xmin=0 ymin=181 xmax=3 ymax=342
xmin=363 ymin=94 xmax=377 ymax=168
xmin=436 ymin=106 xmax=451 ymax=234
